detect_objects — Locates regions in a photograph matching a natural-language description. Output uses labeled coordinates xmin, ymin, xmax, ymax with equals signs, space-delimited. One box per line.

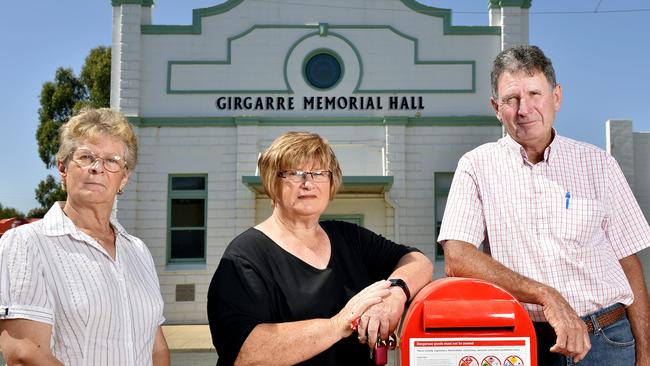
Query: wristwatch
xmin=388 ymin=278 xmax=410 ymax=301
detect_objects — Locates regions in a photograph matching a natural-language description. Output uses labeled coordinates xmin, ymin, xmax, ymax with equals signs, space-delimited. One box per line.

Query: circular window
xmin=304 ymin=52 xmax=342 ymax=90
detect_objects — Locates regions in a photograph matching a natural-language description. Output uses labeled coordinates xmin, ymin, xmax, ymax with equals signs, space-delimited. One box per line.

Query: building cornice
xmin=140 ymin=0 xmax=500 ymax=36
xmin=488 ymin=0 xmax=532 ymax=9
xmin=111 ymin=0 xmax=153 ymax=7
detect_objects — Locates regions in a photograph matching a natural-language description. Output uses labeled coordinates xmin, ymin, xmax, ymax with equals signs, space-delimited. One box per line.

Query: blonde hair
xmin=56 ymin=108 xmax=138 ymax=169
xmin=258 ymin=131 xmax=342 ymax=204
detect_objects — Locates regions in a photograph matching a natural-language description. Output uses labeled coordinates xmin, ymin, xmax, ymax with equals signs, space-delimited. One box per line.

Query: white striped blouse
xmin=0 ymin=202 xmax=165 ymax=365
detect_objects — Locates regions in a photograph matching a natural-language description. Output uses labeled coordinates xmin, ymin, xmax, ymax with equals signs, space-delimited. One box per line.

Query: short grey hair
xmin=491 ymin=45 xmax=557 ymax=99
xmin=56 ymin=108 xmax=138 ymax=170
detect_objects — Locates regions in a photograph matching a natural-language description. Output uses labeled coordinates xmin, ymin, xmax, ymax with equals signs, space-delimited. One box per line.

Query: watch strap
xmin=388 ymin=278 xmax=410 ymax=301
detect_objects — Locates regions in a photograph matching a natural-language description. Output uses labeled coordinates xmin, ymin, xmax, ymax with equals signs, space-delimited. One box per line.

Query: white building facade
xmin=606 ymin=120 xmax=650 ymax=281
xmin=110 ymin=0 xmax=531 ymax=323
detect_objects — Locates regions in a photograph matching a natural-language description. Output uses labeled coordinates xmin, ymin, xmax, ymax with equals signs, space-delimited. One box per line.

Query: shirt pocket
xmin=556 ymin=196 xmax=604 ymax=249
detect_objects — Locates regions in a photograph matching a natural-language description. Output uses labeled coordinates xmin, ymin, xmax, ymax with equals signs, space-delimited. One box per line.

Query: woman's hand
xmin=329 ymin=280 xmax=392 ymax=340
xmin=356 ymin=286 xmax=407 ymax=348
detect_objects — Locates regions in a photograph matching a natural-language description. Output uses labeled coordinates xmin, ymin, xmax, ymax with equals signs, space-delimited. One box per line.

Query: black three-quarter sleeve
xmin=207 ymin=253 xmax=271 ymax=365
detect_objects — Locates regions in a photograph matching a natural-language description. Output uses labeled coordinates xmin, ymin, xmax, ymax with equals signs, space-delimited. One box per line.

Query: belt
xmin=534 ymin=304 xmax=627 ymax=336
xmin=583 ymin=304 xmax=626 ymax=334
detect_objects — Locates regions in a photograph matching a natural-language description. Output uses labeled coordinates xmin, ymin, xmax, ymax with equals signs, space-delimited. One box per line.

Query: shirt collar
xmin=42 ymin=201 xmax=128 ymax=239
xmin=42 ymin=202 xmax=78 ymax=237
xmin=499 ymin=128 xmax=560 ymax=166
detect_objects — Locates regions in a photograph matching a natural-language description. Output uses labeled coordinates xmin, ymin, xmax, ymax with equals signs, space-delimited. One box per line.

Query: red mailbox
xmin=400 ymin=277 xmax=537 ymax=366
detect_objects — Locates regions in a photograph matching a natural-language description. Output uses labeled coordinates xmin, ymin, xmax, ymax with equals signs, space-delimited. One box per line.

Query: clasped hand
xmin=331 ymin=280 xmax=407 ymax=349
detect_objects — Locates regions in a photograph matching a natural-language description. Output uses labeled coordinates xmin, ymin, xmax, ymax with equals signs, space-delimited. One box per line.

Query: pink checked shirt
xmin=438 ymin=132 xmax=650 ymax=321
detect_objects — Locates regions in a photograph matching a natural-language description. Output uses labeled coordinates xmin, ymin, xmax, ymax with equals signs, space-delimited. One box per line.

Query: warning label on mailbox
xmin=410 ymin=337 xmax=530 ymax=366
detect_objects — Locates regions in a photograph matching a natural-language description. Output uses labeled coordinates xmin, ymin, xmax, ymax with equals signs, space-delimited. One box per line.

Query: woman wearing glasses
xmin=0 ymin=108 xmax=169 ymax=365
xmin=207 ymin=131 xmax=432 ymax=365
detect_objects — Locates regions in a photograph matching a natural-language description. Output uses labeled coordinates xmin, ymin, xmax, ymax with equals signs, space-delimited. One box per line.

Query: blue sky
xmin=1 ymin=0 xmax=649 ymax=213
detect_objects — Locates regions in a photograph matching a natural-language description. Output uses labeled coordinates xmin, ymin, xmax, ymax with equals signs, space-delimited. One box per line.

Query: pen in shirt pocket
xmin=565 ymin=191 xmax=571 ymax=209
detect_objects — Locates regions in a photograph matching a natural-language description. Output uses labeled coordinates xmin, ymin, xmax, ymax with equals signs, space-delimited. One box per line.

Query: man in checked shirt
xmin=438 ymin=45 xmax=650 ymax=366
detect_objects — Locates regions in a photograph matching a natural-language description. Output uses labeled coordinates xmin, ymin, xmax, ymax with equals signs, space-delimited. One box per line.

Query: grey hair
xmin=56 ymin=108 xmax=138 ymax=170
xmin=491 ymin=45 xmax=557 ymax=99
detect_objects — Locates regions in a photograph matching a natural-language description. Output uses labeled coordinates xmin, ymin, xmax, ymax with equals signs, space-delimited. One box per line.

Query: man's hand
xmin=540 ymin=287 xmax=591 ymax=363
xmin=356 ymin=286 xmax=407 ymax=348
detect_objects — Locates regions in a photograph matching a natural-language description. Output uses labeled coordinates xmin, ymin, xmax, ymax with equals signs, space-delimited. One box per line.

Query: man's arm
xmin=0 ymin=319 xmax=63 ymax=366
xmin=356 ymin=251 xmax=433 ymax=348
xmin=152 ymin=326 xmax=170 ymax=366
xmin=619 ymin=254 xmax=650 ymax=366
xmin=444 ymin=240 xmax=591 ymax=363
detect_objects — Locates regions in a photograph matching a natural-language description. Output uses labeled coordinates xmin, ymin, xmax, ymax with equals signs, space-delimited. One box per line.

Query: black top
xmin=207 ymin=220 xmax=420 ymax=366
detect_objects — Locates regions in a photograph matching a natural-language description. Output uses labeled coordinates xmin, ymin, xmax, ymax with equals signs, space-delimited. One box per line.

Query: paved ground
xmin=0 ymin=352 xmax=216 ymax=365
xmin=164 ymin=324 xmax=217 ymax=365
xmin=162 ymin=324 xmax=214 ymax=353
xmin=172 ymin=351 xmax=216 ymax=365
xmin=0 ymin=324 xmax=217 ymax=365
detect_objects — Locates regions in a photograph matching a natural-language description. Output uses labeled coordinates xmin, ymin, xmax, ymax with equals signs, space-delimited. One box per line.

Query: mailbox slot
xmin=423 ymin=299 xmax=516 ymax=329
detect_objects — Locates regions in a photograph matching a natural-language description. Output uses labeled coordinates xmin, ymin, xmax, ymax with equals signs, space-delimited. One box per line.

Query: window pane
xmin=435 ymin=173 xmax=454 ymax=190
xmin=305 ymin=53 xmax=342 ymax=89
xmin=172 ymin=176 xmax=205 ymax=190
xmin=171 ymin=199 xmax=204 ymax=227
xmin=435 ymin=224 xmax=444 ymax=258
xmin=171 ymin=230 xmax=205 ymax=259
xmin=435 ymin=195 xmax=448 ymax=218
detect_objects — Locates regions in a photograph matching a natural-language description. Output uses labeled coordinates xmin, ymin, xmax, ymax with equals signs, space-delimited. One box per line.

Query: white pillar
xmin=606 ymin=119 xmax=635 ymax=190
xmin=235 ymin=120 xmax=259 ymax=234
xmin=111 ymin=1 xmax=152 ymax=116
xmin=110 ymin=1 xmax=152 ymax=231
xmin=384 ymin=119 xmax=406 ymax=243
xmin=488 ymin=0 xmax=531 ymax=50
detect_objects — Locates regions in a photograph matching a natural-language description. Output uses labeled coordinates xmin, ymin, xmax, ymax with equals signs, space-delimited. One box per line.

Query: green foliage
xmin=35 ymin=47 xmax=112 ymax=169
xmin=0 ymin=203 xmax=25 ymax=219
xmin=32 ymin=46 xmax=110 ymax=215
xmin=26 ymin=207 xmax=49 ymax=219
xmin=36 ymin=67 xmax=86 ymax=168
xmin=35 ymin=175 xmax=67 ymax=209
xmin=80 ymin=47 xmax=112 ymax=109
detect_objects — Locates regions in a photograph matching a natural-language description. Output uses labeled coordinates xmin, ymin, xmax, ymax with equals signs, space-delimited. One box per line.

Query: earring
xmin=117 ymin=187 xmax=124 ymax=195
xmin=61 ymin=181 xmax=66 ymax=192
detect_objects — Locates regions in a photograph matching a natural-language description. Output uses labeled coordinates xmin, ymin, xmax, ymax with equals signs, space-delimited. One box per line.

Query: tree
xmin=0 ymin=203 xmax=25 ymax=220
xmin=36 ymin=67 xmax=86 ymax=168
xmin=79 ymin=46 xmax=112 ymax=109
xmin=26 ymin=175 xmax=67 ymax=218
xmin=32 ymin=47 xmax=111 ymax=214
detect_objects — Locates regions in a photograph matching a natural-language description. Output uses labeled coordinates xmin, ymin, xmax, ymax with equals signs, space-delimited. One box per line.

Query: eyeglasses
xmin=69 ymin=149 xmax=127 ymax=173
xmin=278 ymin=170 xmax=332 ymax=183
